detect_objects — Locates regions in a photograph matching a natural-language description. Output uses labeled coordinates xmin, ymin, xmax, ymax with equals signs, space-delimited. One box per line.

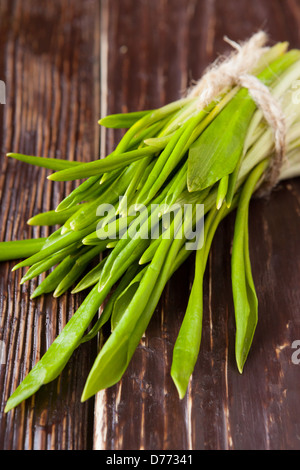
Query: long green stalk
xmin=0 ymin=238 xmax=46 ymax=261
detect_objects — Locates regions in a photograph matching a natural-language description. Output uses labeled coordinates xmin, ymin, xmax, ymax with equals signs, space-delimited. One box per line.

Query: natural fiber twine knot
xmin=187 ymin=31 xmax=287 ymax=196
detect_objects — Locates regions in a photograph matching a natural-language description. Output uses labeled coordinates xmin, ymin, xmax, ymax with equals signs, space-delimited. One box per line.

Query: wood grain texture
xmin=1 ymin=0 xmax=300 ymax=451
xmin=0 ymin=0 xmax=100 ymax=450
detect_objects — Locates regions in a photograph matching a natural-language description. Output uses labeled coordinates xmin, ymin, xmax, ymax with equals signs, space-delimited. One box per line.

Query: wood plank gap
xmin=93 ymin=0 xmax=109 ymax=451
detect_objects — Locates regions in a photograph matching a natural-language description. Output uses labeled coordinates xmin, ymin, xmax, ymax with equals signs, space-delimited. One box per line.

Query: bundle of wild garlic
xmin=2 ymin=32 xmax=300 ymax=412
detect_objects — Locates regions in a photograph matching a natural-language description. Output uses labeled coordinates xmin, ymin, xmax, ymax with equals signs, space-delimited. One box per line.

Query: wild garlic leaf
xmin=170 ymin=200 xmax=236 ymax=399
xmin=231 ymin=219 xmax=258 ymax=374
xmin=187 ymin=88 xmax=256 ymax=192
xmin=231 ymin=160 xmax=267 ymax=373
xmin=111 ymin=268 xmax=146 ymax=330
xmin=99 ymin=110 xmax=152 ymax=129
xmin=170 ymin=246 xmax=204 ymax=399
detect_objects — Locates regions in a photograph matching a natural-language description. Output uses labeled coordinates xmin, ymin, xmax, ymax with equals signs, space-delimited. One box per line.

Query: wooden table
xmin=1 ymin=0 xmax=300 ymax=450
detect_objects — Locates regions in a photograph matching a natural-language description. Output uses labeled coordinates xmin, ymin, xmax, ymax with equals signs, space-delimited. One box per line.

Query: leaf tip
xmin=4 ymin=401 xmax=14 ymax=413
xmin=80 ymin=381 xmax=95 ymax=403
xmin=216 ymin=199 xmax=223 ymax=210
xmin=170 ymin=369 xmax=189 ymax=400
xmin=235 ymin=353 xmax=246 ymax=374
xmin=61 ymin=226 xmax=71 ymax=235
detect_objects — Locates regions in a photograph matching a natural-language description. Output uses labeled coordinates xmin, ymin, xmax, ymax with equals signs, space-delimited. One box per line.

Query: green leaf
xmin=170 ymin=200 xmax=236 ymax=399
xmin=0 ymin=238 xmax=46 ymax=262
xmin=170 ymin=250 xmax=204 ymax=399
xmin=4 ymin=282 xmax=111 ymax=412
xmin=111 ymin=267 xmax=146 ymax=330
xmin=47 ymin=146 xmax=158 ymax=182
xmin=99 ymin=110 xmax=152 ymax=129
xmin=7 ymin=153 xmax=82 ymax=171
xmin=231 ymin=159 xmax=268 ymax=373
xmin=216 ymin=174 xmax=229 ymax=209
xmin=80 ymin=264 xmax=141 ymax=343
xmin=187 ymin=89 xmax=256 ymax=192
xmin=27 ymin=207 xmax=79 ymax=226
xmin=71 ymin=258 xmax=107 ymax=293
xmin=30 ymin=255 xmax=77 ymax=299
xmin=81 ymin=213 xmax=185 ymax=401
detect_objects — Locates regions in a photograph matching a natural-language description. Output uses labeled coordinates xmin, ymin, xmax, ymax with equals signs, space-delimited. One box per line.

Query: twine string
xmin=187 ymin=31 xmax=286 ymax=195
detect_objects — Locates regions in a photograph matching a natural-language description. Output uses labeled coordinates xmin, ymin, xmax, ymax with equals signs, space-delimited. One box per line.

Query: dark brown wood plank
xmin=94 ymin=0 xmax=300 ymax=450
xmin=0 ymin=0 xmax=100 ymax=450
